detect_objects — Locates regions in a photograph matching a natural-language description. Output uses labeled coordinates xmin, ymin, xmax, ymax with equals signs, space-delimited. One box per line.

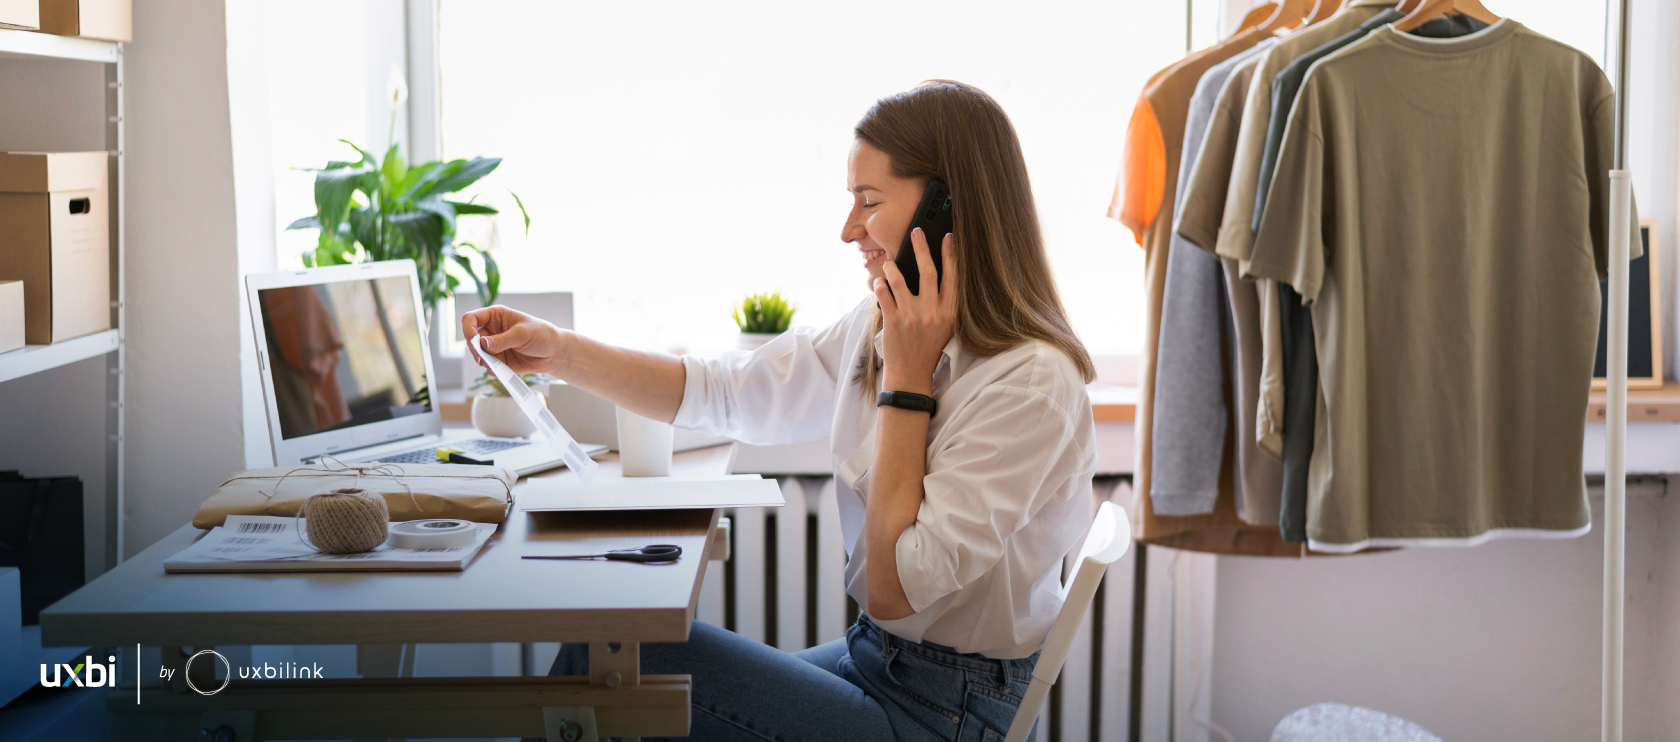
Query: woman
xmin=468 ymin=80 xmax=1096 ymax=742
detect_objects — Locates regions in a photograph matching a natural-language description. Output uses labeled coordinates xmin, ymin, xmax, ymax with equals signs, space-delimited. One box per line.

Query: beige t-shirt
xmin=1214 ymin=1 xmax=1397 ymax=265
xmin=1174 ymin=51 xmax=1287 ymax=526
xmin=1247 ymin=20 xmax=1636 ymax=551
xmin=1207 ymin=3 xmax=1400 ymax=462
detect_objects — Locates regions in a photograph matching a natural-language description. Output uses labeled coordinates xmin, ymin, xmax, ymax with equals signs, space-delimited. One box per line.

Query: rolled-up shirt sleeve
xmin=670 ymin=304 xmax=860 ymax=446
xmin=894 ymin=385 xmax=1085 ymax=614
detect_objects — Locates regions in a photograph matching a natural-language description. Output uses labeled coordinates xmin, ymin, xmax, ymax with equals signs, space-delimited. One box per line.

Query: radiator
xmin=699 ymin=476 xmax=1139 ymax=742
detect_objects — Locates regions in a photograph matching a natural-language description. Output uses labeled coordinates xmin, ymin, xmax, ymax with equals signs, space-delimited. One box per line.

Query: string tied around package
xmin=260 ymin=456 xmax=419 ymax=554
xmin=258 ymin=456 xmax=424 ymax=514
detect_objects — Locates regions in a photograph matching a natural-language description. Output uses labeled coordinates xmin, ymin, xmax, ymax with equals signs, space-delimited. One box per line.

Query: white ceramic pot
xmin=737 ymin=332 xmax=780 ymax=350
xmin=472 ymin=394 xmax=536 ymax=438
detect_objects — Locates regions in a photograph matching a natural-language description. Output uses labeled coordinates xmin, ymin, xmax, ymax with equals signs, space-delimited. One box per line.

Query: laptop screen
xmin=256 ymin=275 xmax=431 ymax=441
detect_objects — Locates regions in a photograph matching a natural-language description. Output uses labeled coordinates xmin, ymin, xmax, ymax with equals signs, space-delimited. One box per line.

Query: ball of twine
xmin=302 ymin=487 xmax=389 ymax=553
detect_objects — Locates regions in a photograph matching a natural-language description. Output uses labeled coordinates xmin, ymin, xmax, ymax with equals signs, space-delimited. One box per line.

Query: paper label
xmin=169 ymin=516 xmax=496 ymax=565
xmin=473 ymin=335 xmax=599 ymax=483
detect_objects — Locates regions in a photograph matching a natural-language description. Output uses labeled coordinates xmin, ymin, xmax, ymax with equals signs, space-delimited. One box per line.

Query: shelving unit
xmin=0 ymin=27 xmax=126 ymax=567
xmin=0 ymin=27 xmax=117 ymax=63
xmin=0 ymin=329 xmax=118 ymax=384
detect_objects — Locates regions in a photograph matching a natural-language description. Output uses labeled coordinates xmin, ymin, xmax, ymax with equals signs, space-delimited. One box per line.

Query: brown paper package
xmin=192 ymin=463 xmax=516 ymax=530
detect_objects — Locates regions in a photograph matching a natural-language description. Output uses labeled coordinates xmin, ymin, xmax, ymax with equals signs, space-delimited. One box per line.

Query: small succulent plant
xmin=732 ymin=291 xmax=796 ymax=334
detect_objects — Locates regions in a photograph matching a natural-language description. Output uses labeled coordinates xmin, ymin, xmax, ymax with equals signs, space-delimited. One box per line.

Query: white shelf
xmin=0 ymin=27 xmax=118 ymax=63
xmin=0 ymin=329 xmax=119 ymax=384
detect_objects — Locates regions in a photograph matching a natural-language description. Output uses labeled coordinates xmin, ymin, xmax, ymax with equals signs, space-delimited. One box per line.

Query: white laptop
xmin=245 ymin=259 xmax=604 ymax=475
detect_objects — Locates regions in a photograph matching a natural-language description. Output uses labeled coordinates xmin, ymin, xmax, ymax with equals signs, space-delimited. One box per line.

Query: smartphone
xmin=893 ymin=179 xmax=953 ymax=296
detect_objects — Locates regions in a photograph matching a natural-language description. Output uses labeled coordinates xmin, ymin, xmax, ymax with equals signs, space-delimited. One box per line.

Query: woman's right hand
xmin=461 ymin=305 xmax=567 ymax=376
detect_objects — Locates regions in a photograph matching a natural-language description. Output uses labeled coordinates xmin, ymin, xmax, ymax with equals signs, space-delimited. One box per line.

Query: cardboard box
xmin=0 ymin=152 xmax=110 ymax=344
xmin=0 ymin=280 xmax=22 ymax=353
xmin=37 ymin=0 xmax=127 ymax=42
xmin=0 ymin=0 xmax=40 ymax=30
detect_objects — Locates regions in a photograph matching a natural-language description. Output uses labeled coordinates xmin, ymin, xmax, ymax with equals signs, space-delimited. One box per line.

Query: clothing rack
xmin=1603 ymin=1 xmax=1633 ymax=740
xmin=1123 ymin=3 xmax=1640 ymax=741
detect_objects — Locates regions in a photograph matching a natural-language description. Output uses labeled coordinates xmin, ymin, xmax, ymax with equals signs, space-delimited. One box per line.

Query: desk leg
xmin=161 ymin=645 xmax=220 ymax=695
xmin=354 ymin=644 xmax=415 ymax=742
xmin=162 ymin=646 xmax=188 ymax=694
xmin=588 ymin=642 xmax=639 ymax=688
xmin=200 ymin=710 xmax=256 ymax=742
xmin=112 ymin=647 xmax=239 ymax=742
xmin=356 ymin=643 xmax=416 ymax=678
xmin=537 ymin=641 xmax=646 ymax=742
xmin=543 ymin=705 xmax=599 ymax=742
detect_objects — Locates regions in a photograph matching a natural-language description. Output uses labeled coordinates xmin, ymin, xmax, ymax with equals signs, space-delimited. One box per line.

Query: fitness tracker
xmin=878 ymin=390 xmax=937 ymax=415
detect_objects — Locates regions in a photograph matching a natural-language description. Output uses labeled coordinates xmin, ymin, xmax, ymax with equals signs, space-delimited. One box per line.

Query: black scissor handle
xmin=605 ymin=544 xmax=683 ymax=563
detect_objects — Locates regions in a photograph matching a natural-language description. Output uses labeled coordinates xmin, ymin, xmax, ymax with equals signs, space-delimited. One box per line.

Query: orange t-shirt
xmin=1110 ymin=96 xmax=1165 ymax=245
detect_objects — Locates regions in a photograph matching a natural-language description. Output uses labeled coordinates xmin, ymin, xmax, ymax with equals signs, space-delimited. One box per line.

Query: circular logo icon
xmin=183 ymin=649 xmax=232 ymax=696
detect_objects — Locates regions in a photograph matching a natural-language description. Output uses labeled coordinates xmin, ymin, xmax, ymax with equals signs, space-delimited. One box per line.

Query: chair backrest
xmin=1005 ymin=500 xmax=1131 ymax=742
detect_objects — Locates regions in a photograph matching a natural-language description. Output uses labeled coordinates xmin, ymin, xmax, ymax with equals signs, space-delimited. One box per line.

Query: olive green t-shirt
xmin=1247 ymin=20 xmax=1637 ymax=551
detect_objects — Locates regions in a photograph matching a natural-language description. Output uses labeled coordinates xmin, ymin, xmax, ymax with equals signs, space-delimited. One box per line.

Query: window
xmin=437 ymin=1 xmax=1198 ymax=355
xmin=266 ymin=1 xmax=1610 ymax=361
xmin=1497 ymin=0 xmax=1607 ymax=66
xmin=266 ymin=0 xmax=411 ymax=281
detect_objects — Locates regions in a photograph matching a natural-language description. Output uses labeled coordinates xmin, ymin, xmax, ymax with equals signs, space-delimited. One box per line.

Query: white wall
xmin=1657 ymin=479 xmax=1680 ymax=740
xmin=1623 ymin=4 xmax=1680 ymax=729
xmin=121 ymin=0 xmax=247 ymax=555
xmin=1624 ymin=0 xmax=1680 ymax=381
xmin=1211 ymin=484 xmax=1672 ymax=741
xmin=225 ymin=0 xmax=281 ymax=470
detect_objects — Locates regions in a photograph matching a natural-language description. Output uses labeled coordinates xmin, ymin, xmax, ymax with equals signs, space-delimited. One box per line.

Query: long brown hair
xmin=853 ymin=80 xmax=1095 ymax=394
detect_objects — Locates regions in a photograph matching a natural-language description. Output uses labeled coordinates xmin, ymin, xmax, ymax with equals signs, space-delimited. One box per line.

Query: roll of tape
xmin=389 ymin=519 xmax=478 ymax=549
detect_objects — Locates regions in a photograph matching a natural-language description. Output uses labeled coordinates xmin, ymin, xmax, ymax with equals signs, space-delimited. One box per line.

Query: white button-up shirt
xmin=673 ymin=298 xmax=1095 ymax=658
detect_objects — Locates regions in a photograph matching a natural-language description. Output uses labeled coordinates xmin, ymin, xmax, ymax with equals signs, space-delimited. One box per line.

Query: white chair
xmin=1005 ymin=500 xmax=1132 ymax=742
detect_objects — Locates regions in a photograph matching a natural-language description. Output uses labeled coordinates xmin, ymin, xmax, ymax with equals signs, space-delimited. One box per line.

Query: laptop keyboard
xmin=374 ymin=437 xmax=532 ymax=465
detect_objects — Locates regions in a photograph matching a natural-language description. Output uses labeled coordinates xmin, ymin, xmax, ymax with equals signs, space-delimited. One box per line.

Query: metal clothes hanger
xmin=1393 ymin=0 xmax=1500 ymax=33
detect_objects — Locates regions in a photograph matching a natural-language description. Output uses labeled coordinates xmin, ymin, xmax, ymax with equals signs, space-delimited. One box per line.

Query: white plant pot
xmin=737 ymin=332 xmax=781 ymax=350
xmin=472 ymin=394 xmax=537 ymax=438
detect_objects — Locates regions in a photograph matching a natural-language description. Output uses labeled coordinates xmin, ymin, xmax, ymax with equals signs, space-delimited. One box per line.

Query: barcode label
xmin=412 ymin=547 xmax=465 ymax=553
xmin=237 ymin=522 xmax=286 ymax=534
xmin=223 ymin=536 xmax=270 ymax=545
xmin=210 ymin=546 xmax=253 ymax=553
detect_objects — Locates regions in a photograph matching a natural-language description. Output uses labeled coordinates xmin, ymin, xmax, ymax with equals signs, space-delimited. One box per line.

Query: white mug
xmin=616 ymin=406 xmax=674 ymax=477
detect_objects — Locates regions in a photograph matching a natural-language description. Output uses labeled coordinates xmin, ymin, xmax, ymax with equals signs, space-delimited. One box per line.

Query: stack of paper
xmin=164 ymin=515 xmax=497 ymax=573
xmin=516 ymin=474 xmax=785 ymax=512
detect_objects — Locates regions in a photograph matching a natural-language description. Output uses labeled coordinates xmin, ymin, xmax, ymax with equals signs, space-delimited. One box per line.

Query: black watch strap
xmin=878 ymin=390 xmax=937 ymax=415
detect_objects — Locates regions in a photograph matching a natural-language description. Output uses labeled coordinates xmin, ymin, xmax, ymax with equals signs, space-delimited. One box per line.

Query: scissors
xmin=522 ymin=544 xmax=683 ymax=564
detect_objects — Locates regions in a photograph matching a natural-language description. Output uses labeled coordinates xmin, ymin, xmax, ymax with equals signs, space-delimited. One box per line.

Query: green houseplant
xmin=732 ymin=291 xmax=796 ymax=350
xmin=286 ymin=141 xmax=528 ymax=314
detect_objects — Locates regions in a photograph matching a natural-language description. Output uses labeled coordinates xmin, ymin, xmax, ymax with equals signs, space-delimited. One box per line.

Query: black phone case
xmin=894 ymin=179 xmax=953 ymax=296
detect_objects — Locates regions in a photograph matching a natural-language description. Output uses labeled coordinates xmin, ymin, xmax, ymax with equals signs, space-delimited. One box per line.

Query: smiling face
xmin=842 ymin=139 xmax=929 ymax=284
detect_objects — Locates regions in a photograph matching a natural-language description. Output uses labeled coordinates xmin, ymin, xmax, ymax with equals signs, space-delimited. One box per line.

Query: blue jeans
xmin=542 ymin=614 xmax=1039 ymax=742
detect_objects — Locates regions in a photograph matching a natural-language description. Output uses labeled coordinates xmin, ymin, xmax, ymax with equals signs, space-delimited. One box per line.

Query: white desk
xmin=40 ymin=444 xmax=738 ymax=741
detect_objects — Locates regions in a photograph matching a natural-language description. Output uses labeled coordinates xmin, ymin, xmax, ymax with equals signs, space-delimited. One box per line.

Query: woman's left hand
xmin=874 ymin=227 xmax=957 ymax=394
